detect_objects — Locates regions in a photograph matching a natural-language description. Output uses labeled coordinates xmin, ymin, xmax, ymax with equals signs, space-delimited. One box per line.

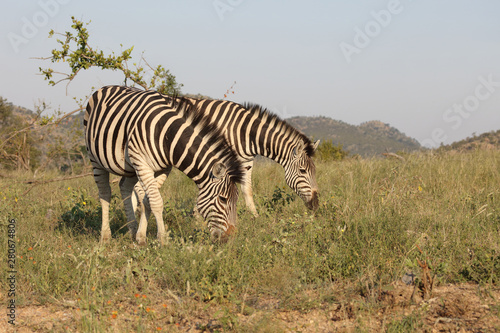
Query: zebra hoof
xmin=128 ymin=224 xmax=138 ymax=241
xmin=136 ymin=235 xmax=147 ymax=246
xmin=100 ymin=231 xmax=111 ymax=243
xmin=157 ymin=234 xmax=168 ymax=247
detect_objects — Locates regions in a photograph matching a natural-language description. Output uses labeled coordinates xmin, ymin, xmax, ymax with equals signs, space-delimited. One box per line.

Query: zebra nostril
xmin=309 ymin=191 xmax=319 ymax=210
xmin=226 ymin=224 xmax=237 ymax=235
xmin=214 ymin=224 xmax=237 ymax=243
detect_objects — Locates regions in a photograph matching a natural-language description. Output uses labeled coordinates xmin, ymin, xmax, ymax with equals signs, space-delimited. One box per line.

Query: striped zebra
xmin=135 ymin=98 xmax=319 ymax=217
xmin=84 ymin=85 xmax=243 ymax=245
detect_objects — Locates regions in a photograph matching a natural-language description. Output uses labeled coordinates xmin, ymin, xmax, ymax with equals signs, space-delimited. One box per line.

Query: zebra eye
xmin=219 ymin=196 xmax=228 ymax=204
xmin=299 ymin=168 xmax=307 ymax=174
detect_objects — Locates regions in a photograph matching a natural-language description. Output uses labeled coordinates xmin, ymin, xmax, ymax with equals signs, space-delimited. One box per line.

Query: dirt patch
xmin=3 ymin=304 xmax=81 ymax=332
xmin=2 ymin=283 xmax=499 ymax=332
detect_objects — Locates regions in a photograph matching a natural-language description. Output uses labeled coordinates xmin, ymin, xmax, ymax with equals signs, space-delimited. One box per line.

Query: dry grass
xmin=0 ymin=149 xmax=499 ymax=331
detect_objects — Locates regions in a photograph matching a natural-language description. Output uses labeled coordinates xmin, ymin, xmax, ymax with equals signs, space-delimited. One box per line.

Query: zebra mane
xmin=242 ymin=102 xmax=316 ymax=157
xmin=172 ymin=96 xmax=244 ymax=184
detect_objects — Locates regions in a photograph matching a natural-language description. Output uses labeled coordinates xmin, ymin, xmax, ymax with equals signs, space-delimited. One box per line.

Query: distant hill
xmin=286 ymin=116 xmax=421 ymax=157
xmin=438 ymin=130 xmax=500 ymax=152
xmin=21 ymin=108 xmax=424 ymax=159
xmin=20 ymin=97 xmax=500 ymax=165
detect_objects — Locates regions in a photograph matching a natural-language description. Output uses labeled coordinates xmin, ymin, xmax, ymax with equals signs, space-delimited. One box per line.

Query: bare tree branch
xmin=22 ymin=172 xmax=93 ymax=195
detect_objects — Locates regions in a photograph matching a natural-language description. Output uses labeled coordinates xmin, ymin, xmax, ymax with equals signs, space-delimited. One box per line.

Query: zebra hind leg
xmin=93 ymin=168 xmax=112 ymax=243
xmin=119 ymin=176 xmax=139 ymax=241
xmin=241 ymin=162 xmax=259 ymax=217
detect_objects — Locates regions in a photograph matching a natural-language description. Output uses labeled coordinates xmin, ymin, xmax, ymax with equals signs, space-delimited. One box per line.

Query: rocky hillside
xmin=286 ymin=116 xmax=421 ymax=157
xmin=438 ymin=130 xmax=500 ymax=152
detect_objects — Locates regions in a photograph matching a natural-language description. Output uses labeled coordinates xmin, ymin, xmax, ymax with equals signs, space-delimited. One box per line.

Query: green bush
xmin=315 ymin=139 xmax=348 ymax=161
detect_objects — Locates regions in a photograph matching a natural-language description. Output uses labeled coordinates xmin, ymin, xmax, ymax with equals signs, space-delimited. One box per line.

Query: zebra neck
xmin=254 ymin=116 xmax=296 ymax=167
xmin=168 ymin=138 xmax=213 ymax=185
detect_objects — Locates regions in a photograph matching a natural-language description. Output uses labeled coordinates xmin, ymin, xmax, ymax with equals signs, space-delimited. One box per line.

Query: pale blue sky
xmin=1 ymin=0 xmax=499 ymax=147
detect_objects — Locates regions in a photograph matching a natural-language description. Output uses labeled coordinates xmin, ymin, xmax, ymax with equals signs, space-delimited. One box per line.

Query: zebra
xmin=84 ymin=85 xmax=243 ymax=245
xmin=134 ymin=98 xmax=319 ymax=218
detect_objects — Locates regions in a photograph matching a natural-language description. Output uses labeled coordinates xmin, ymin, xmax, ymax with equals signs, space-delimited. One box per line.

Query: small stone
xmin=402 ymin=272 xmax=416 ymax=285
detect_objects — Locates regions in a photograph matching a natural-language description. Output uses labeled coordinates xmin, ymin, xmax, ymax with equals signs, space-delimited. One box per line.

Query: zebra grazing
xmin=84 ymin=85 xmax=243 ymax=245
xmin=135 ymin=98 xmax=319 ymax=217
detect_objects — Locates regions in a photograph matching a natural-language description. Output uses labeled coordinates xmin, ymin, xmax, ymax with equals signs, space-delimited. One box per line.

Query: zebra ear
xmin=293 ymin=141 xmax=305 ymax=157
xmin=212 ymin=162 xmax=227 ymax=179
xmin=313 ymin=140 xmax=320 ymax=152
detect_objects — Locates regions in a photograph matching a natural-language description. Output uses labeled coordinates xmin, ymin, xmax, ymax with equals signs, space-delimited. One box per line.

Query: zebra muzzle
xmin=307 ymin=190 xmax=319 ymax=211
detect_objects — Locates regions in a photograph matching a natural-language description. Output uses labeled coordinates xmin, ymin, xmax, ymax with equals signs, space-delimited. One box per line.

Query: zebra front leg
xmin=135 ymin=192 xmax=148 ymax=246
xmin=134 ymin=182 xmax=154 ymax=246
xmin=133 ymin=170 xmax=170 ymax=223
xmin=119 ymin=176 xmax=139 ymax=241
xmin=241 ymin=162 xmax=259 ymax=217
xmin=137 ymin=171 xmax=167 ymax=246
xmin=93 ymin=168 xmax=112 ymax=243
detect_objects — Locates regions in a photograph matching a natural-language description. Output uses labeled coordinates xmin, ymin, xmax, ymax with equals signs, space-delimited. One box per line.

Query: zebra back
xmin=84 ymin=86 xmax=244 ymax=242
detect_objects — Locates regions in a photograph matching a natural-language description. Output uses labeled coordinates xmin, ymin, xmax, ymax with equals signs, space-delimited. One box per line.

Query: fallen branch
xmin=22 ymin=172 xmax=93 ymax=195
xmin=23 ymin=172 xmax=93 ymax=185
xmin=382 ymin=152 xmax=405 ymax=161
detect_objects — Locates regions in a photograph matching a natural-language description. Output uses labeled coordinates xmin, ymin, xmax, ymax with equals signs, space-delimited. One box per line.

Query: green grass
xmin=1 ymin=149 xmax=499 ymax=331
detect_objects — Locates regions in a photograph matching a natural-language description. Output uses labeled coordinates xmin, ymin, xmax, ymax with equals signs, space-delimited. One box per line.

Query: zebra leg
xmin=134 ymin=171 xmax=171 ymax=246
xmin=133 ymin=170 xmax=170 ymax=223
xmin=135 ymin=187 xmax=149 ymax=246
xmin=241 ymin=161 xmax=259 ymax=217
xmin=133 ymin=182 xmax=146 ymax=218
xmin=119 ymin=176 xmax=139 ymax=241
xmin=136 ymin=170 xmax=167 ymax=246
xmin=93 ymin=168 xmax=112 ymax=243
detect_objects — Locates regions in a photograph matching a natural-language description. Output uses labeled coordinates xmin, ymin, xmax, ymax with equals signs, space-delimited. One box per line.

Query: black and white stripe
xmin=193 ymin=99 xmax=319 ymax=213
xmin=84 ymin=86 xmax=243 ymax=245
xmin=138 ymin=98 xmax=319 ymax=216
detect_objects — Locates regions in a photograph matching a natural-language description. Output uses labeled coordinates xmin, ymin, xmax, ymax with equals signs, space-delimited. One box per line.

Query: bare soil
xmin=2 ymin=283 xmax=499 ymax=332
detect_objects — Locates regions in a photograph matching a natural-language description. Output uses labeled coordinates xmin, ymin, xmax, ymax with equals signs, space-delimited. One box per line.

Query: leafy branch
xmin=0 ymin=16 xmax=184 ymax=173
xmin=36 ymin=16 xmax=182 ymax=95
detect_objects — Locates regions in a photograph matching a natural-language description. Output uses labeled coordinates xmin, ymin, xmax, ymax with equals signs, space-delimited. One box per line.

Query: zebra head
xmin=285 ymin=139 xmax=320 ymax=210
xmin=196 ymin=161 xmax=240 ymax=242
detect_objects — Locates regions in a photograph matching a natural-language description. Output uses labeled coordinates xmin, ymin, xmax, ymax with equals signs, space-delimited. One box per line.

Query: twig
xmin=0 ymin=106 xmax=85 ymax=152
xmin=55 ymin=107 xmax=85 ymax=124
xmin=382 ymin=152 xmax=405 ymax=161
xmin=23 ymin=172 xmax=93 ymax=185
xmin=22 ymin=172 xmax=93 ymax=195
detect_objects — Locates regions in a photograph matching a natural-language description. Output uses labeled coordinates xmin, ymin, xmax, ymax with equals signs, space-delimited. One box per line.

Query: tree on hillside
xmin=315 ymin=140 xmax=349 ymax=161
xmin=0 ymin=97 xmax=41 ymax=170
